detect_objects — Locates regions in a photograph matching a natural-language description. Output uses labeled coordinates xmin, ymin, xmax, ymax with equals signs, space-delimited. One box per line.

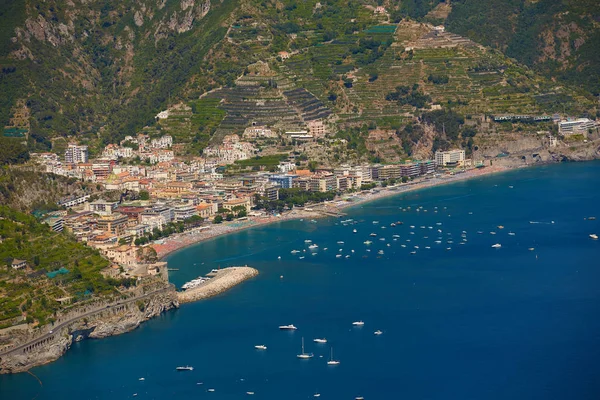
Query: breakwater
xmin=177 ymin=266 xmax=259 ymax=304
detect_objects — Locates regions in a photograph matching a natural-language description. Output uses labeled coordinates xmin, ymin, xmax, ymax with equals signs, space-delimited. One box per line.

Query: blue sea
xmin=2 ymin=162 xmax=600 ymax=400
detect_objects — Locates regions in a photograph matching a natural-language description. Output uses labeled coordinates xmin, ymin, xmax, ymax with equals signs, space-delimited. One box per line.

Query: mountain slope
xmin=446 ymin=0 xmax=600 ymax=95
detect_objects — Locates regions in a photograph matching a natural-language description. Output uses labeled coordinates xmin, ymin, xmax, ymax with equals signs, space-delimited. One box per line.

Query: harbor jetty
xmin=177 ymin=266 xmax=258 ymax=304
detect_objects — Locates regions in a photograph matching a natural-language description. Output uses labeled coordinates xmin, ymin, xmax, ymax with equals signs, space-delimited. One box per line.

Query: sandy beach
xmin=154 ymin=165 xmax=513 ymax=259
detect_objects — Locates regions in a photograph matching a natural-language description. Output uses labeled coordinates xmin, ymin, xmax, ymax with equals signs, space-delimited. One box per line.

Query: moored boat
xmin=279 ymin=324 xmax=298 ymax=330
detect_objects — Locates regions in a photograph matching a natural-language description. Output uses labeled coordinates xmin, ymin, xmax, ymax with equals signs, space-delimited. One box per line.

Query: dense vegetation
xmin=0 ymin=206 xmax=130 ymax=328
xmin=254 ymin=188 xmax=336 ymax=212
xmin=446 ymin=0 xmax=600 ymax=94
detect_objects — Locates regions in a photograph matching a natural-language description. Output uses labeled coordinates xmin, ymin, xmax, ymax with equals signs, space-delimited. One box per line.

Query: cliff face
xmin=0 ymin=0 xmax=238 ymax=148
xmin=0 ymin=288 xmax=179 ymax=374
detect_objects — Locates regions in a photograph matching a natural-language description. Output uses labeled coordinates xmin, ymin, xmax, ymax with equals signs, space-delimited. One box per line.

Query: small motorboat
xmin=279 ymin=324 xmax=298 ymax=330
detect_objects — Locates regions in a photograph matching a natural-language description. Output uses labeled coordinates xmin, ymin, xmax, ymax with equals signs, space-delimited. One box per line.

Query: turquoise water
xmin=2 ymin=162 xmax=600 ymax=399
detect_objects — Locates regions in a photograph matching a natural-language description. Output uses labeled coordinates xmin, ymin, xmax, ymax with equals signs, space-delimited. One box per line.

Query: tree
xmin=213 ymin=215 xmax=223 ymax=224
xmin=225 ymin=213 xmax=234 ymax=221
xmin=139 ymin=190 xmax=150 ymax=200
xmin=0 ymin=137 xmax=29 ymax=165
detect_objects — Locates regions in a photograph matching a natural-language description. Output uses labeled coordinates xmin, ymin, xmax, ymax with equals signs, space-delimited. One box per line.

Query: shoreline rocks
xmin=177 ymin=266 xmax=259 ymax=304
xmin=0 ymin=287 xmax=179 ymax=374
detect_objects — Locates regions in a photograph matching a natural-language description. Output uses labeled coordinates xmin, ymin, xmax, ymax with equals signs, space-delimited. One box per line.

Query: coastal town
xmin=25 ymin=111 xmax=599 ymax=281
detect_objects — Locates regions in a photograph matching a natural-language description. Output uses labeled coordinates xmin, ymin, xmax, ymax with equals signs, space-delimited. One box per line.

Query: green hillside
xmin=0 ymin=206 xmax=131 ymax=328
xmin=446 ymin=0 xmax=600 ymax=95
xmin=0 ymin=0 xmax=598 ymax=158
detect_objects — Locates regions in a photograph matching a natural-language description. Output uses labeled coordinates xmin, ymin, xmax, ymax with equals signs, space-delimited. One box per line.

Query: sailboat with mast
xmin=296 ymin=337 xmax=313 ymax=359
xmin=327 ymin=347 xmax=340 ymax=365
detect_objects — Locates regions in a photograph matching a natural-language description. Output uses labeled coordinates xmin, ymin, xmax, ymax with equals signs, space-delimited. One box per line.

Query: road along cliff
xmin=0 ymin=286 xmax=179 ymax=374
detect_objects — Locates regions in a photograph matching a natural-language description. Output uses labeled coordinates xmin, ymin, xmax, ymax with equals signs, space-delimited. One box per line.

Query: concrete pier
xmin=177 ymin=266 xmax=258 ymax=304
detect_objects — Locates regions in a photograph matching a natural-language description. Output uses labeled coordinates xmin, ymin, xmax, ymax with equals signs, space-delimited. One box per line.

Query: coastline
xmin=155 ymin=164 xmax=514 ymax=260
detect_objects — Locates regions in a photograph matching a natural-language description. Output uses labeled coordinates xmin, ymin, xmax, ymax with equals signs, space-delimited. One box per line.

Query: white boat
xmin=304 ymin=239 xmax=312 ymax=243
xmin=313 ymin=338 xmax=327 ymax=344
xmin=492 ymin=243 xmax=502 ymax=248
xmin=374 ymin=330 xmax=383 ymax=335
xmin=528 ymin=247 xmax=535 ymax=251
xmin=254 ymin=345 xmax=267 ymax=350
xmin=208 ymin=389 xmax=215 ymax=392
xmin=370 ymin=233 xmax=377 ymax=237
xmin=299 ymin=256 xmax=305 ymax=259
xmin=327 ymin=347 xmax=340 ymax=365
xmin=410 ymin=251 xmax=416 ymax=255
xmin=314 ymin=394 xmax=321 ymax=398
xmin=352 ymin=321 xmax=365 ymax=326
xmin=336 ymin=254 xmax=342 ymax=258
xmin=353 ymin=229 xmax=357 ymax=233
xmin=590 ymin=234 xmax=598 ymax=240
xmin=138 ymin=378 xmax=145 ymax=381
xmin=247 ymin=392 xmax=255 ymax=395
xmin=364 ymin=240 xmax=372 ymax=245
xmin=378 ymin=250 xmax=384 ymax=255
xmin=297 ymin=337 xmax=314 ymax=359
xmin=308 ymin=244 xmax=319 ymax=249
xmin=279 ymin=324 xmax=297 ymax=330
xmin=345 ymin=255 xmax=350 ymax=259
xmin=176 ymin=366 xmax=194 ymax=371
xmin=508 ymin=232 xmax=516 ymax=236
xmin=393 ymin=234 xmax=400 ymax=238
xmin=337 ymin=241 xmax=345 ymax=244
xmin=291 ymin=250 xmax=300 ymax=254
xmin=373 ymin=221 xmax=379 ymax=224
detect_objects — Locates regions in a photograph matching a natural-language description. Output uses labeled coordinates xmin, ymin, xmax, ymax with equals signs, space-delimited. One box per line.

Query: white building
xmin=58 ymin=194 xmax=91 ymax=208
xmin=435 ymin=150 xmax=466 ymax=167
xmin=173 ymin=204 xmax=197 ymax=222
xmin=88 ymin=199 xmax=118 ymax=216
xmin=278 ymin=161 xmax=296 ymax=173
xmin=558 ymin=118 xmax=597 ymax=136
xmin=65 ymin=144 xmax=88 ymax=164
xmin=243 ymin=126 xmax=276 ymax=139
xmin=102 ymin=144 xmax=133 ymax=160
xmin=150 ymin=135 xmax=173 ymax=149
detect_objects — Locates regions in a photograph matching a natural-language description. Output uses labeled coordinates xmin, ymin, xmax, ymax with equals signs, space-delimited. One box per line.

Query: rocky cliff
xmin=0 ymin=287 xmax=179 ymax=374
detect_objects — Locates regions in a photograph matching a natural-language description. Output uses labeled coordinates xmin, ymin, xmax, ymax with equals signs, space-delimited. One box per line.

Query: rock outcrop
xmin=0 ymin=287 xmax=178 ymax=374
xmin=177 ymin=266 xmax=259 ymax=304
